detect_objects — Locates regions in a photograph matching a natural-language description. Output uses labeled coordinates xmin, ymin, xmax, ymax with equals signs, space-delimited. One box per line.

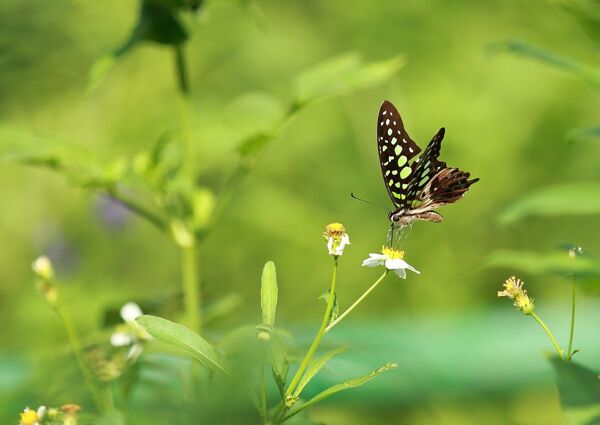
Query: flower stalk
xmin=531 ymin=312 xmax=564 ymax=360
xmin=285 ymin=257 xmax=339 ymax=400
xmin=325 ymin=270 xmax=388 ymax=333
xmin=567 ymin=275 xmax=576 ymax=361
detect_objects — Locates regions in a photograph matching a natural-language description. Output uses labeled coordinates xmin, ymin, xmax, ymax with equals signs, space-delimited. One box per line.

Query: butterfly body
xmin=377 ymin=100 xmax=478 ymax=225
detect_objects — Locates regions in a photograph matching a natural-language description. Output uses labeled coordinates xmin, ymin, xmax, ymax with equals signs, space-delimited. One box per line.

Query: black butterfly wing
xmin=407 ymin=128 xmax=478 ymax=209
xmin=377 ymin=100 xmax=422 ymax=207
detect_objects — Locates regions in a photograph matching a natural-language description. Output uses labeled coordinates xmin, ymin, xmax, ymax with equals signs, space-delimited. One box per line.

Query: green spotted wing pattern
xmin=377 ymin=100 xmax=422 ymax=207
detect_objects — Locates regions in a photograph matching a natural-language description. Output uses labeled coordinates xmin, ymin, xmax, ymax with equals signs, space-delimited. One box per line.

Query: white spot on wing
xmin=387 ymin=128 xmax=393 ymax=136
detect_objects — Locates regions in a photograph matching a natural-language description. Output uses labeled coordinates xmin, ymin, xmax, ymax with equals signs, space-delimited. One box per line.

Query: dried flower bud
xmin=498 ymin=276 xmax=535 ymax=315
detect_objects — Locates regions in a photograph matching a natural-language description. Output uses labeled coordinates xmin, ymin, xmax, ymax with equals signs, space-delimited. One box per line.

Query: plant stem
xmin=173 ymin=44 xmax=202 ymax=335
xmin=181 ymin=244 xmax=201 ymax=334
xmin=531 ymin=312 xmax=564 ymax=360
xmin=55 ymin=305 xmax=106 ymax=412
xmin=260 ymin=359 xmax=268 ymax=424
xmin=107 ymin=189 xmax=167 ymax=232
xmin=173 ymin=45 xmax=192 ymax=171
xmin=285 ymin=257 xmax=339 ymax=398
xmin=567 ymin=275 xmax=577 ymax=360
xmin=325 ymin=270 xmax=388 ymax=333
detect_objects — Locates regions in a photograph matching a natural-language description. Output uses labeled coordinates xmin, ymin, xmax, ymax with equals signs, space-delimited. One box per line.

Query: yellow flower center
xmin=381 ymin=246 xmax=404 ymax=259
xmin=324 ymin=222 xmax=346 ymax=238
xmin=20 ymin=410 xmax=38 ymax=425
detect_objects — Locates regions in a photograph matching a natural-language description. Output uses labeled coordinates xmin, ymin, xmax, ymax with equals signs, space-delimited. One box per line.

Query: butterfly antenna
xmin=350 ymin=193 xmax=391 ymax=212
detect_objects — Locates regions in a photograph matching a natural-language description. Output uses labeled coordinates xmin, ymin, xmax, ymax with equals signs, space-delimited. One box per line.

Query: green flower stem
xmin=260 ymin=359 xmax=268 ymax=424
xmin=181 ymin=243 xmax=201 ymax=334
xmin=325 ymin=270 xmax=389 ymax=333
xmin=531 ymin=312 xmax=564 ymax=360
xmin=107 ymin=189 xmax=167 ymax=232
xmin=285 ymin=257 xmax=339 ymax=398
xmin=173 ymin=45 xmax=192 ymax=171
xmin=567 ymin=276 xmax=577 ymax=360
xmin=173 ymin=45 xmax=202 ymax=335
xmin=55 ymin=305 xmax=107 ymax=412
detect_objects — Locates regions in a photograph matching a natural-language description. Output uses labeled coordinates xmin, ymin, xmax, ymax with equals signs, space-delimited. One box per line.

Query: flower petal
xmin=111 ymin=331 xmax=132 ymax=347
xmin=393 ymin=268 xmax=407 ymax=279
xmin=120 ymin=302 xmax=143 ymax=322
xmin=362 ymin=253 xmax=385 ymax=267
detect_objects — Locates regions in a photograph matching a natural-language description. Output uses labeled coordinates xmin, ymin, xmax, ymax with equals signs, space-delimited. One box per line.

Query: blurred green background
xmin=1 ymin=0 xmax=600 ymax=424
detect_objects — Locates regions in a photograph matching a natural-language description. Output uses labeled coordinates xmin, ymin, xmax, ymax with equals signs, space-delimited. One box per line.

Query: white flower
xmin=323 ymin=223 xmax=350 ymax=256
xmin=120 ymin=302 xmax=143 ymax=323
xmin=110 ymin=331 xmax=132 ymax=347
xmin=327 ymin=233 xmax=350 ymax=256
xmin=362 ymin=246 xmax=420 ymax=279
xmin=32 ymin=256 xmax=54 ymax=280
xmin=110 ymin=302 xmax=151 ymax=355
xmin=127 ymin=343 xmax=144 ymax=361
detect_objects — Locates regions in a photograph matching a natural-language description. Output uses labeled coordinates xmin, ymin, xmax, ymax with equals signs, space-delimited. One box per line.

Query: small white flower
xmin=110 ymin=331 xmax=132 ymax=347
xmin=327 ymin=233 xmax=350 ymax=256
xmin=362 ymin=246 xmax=420 ymax=279
xmin=127 ymin=343 xmax=144 ymax=361
xmin=32 ymin=256 xmax=54 ymax=280
xmin=120 ymin=302 xmax=143 ymax=323
xmin=323 ymin=223 xmax=350 ymax=256
xmin=36 ymin=406 xmax=46 ymax=420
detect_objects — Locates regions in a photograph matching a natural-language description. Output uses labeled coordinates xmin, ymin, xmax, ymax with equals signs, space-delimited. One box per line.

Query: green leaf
xmin=267 ymin=332 xmax=289 ymax=391
xmin=487 ymin=40 xmax=600 ymax=87
xmin=260 ymin=261 xmax=278 ymax=327
xmin=559 ymin=0 xmax=600 ymax=47
xmin=285 ymin=363 xmax=396 ymax=420
xmin=136 ymin=315 xmax=231 ymax=376
xmin=226 ymin=93 xmax=285 ymax=139
xmin=568 ymin=126 xmax=600 ymax=144
xmin=550 ymin=357 xmax=600 ymax=425
xmin=488 ymin=249 xmax=600 ymax=279
xmin=192 ymin=188 xmax=216 ymax=230
xmin=499 ymin=182 xmax=600 ymax=223
xmin=293 ymin=346 xmax=348 ymax=397
xmin=0 ymin=127 xmax=125 ymax=189
xmin=294 ymin=52 xmax=406 ymax=106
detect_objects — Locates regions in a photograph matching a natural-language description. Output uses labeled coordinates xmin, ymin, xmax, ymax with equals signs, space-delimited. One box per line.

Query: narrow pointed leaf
xmin=285 ymin=363 xmax=396 ymax=420
xmin=293 ymin=346 xmax=348 ymax=397
xmin=261 ymin=261 xmax=278 ymax=327
xmin=136 ymin=315 xmax=231 ymax=376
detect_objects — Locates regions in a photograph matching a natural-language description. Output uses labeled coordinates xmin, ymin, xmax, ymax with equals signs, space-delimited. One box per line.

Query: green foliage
xmin=488 ymin=249 xmax=600 ymax=279
xmin=550 ymin=357 xmax=600 ymax=425
xmin=285 ymin=363 xmax=397 ymax=421
xmin=293 ymin=53 xmax=406 ymax=107
xmin=488 ymin=39 xmax=600 ymax=87
xmin=499 ymin=183 xmax=600 ymax=223
xmin=293 ymin=346 xmax=347 ymax=398
xmin=136 ymin=315 xmax=231 ymax=376
xmin=260 ymin=261 xmax=278 ymax=328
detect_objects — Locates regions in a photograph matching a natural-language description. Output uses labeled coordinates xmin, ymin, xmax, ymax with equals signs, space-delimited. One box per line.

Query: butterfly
xmin=377 ymin=100 xmax=478 ymax=226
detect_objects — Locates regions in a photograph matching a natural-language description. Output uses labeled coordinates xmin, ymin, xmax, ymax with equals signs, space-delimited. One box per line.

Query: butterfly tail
xmin=420 ymin=168 xmax=478 ymax=207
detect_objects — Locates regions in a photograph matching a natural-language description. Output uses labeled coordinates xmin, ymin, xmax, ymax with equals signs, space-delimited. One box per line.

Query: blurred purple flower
xmin=95 ymin=195 xmax=130 ymax=231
